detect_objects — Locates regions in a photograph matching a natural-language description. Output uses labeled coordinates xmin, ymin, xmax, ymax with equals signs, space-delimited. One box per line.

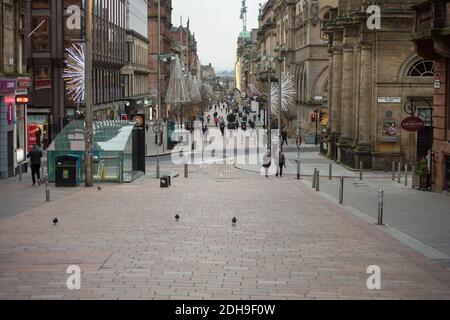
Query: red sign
xmin=17 ymin=77 xmax=31 ymax=88
xmin=27 ymin=124 xmax=38 ymax=152
xmin=401 ymin=117 xmax=425 ymax=132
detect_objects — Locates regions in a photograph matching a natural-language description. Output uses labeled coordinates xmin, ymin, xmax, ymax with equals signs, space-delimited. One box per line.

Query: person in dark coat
xmin=276 ymin=149 xmax=286 ymax=177
xmin=27 ymin=145 xmax=43 ymax=185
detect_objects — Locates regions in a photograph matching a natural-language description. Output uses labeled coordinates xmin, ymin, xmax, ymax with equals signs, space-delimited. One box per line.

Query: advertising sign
xmin=381 ymin=120 xmax=398 ymax=142
xmin=401 ymin=117 xmax=425 ymax=132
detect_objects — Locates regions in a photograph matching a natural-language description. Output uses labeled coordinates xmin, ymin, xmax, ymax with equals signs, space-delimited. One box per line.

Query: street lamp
xmin=274 ymin=44 xmax=287 ymax=145
xmin=85 ymin=0 xmax=94 ymax=187
xmin=258 ymin=54 xmax=275 ymax=154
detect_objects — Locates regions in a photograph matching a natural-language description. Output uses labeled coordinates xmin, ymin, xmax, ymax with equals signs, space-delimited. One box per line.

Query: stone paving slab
xmin=1 ymin=174 xmax=450 ymax=299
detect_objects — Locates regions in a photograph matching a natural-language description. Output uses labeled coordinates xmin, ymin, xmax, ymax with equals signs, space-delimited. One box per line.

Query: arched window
xmin=321 ymin=10 xmax=332 ymax=41
xmin=407 ymin=60 xmax=435 ymax=77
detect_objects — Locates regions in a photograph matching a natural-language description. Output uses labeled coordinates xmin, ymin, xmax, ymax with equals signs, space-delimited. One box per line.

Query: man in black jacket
xmin=27 ymin=145 xmax=43 ymax=185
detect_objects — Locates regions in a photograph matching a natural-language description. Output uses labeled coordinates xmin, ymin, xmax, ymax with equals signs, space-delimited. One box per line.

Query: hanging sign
xmin=401 ymin=117 xmax=425 ymax=132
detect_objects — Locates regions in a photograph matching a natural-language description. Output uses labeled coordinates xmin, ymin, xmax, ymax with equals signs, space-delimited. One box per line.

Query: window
xmin=32 ymin=17 xmax=49 ymax=51
xmin=34 ymin=67 xmax=51 ymax=91
xmin=407 ymin=60 xmax=435 ymax=77
xmin=32 ymin=0 xmax=50 ymax=9
xmin=321 ymin=10 xmax=332 ymax=41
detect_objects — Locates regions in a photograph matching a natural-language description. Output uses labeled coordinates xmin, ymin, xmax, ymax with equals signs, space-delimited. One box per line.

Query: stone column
xmin=331 ymin=47 xmax=342 ymax=135
xmin=340 ymin=45 xmax=354 ymax=142
xmin=358 ymin=43 xmax=373 ymax=145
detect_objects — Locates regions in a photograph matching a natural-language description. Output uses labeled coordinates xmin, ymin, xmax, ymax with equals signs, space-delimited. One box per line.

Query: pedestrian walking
xmin=276 ymin=149 xmax=286 ymax=177
xmin=220 ymin=121 xmax=225 ymax=136
xmin=214 ymin=117 xmax=219 ymax=127
xmin=281 ymin=127 xmax=288 ymax=146
xmin=262 ymin=150 xmax=271 ymax=178
xmin=207 ymin=114 xmax=211 ymax=124
xmin=296 ymin=134 xmax=303 ymax=149
xmin=145 ymin=123 xmax=149 ymax=132
xmin=27 ymin=144 xmax=43 ymax=186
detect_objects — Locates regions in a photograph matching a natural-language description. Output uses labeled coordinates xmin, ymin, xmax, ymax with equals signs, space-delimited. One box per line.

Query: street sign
xmin=401 ymin=116 xmax=425 ymax=132
xmin=378 ymin=97 xmax=401 ymax=103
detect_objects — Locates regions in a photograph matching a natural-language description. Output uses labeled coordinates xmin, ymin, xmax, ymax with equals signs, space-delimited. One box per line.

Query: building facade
xmin=325 ymin=0 xmax=434 ymax=170
xmin=147 ymin=0 xmax=172 ymax=118
xmin=27 ymin=0 xmax=127 ymax=146
xmin=412 ymin=0 xmax=450 ymax=192
xmin=121 ymin=0 xmax=152 ymax=120
xmin=0 ymin=0 xmax=28 ymax=179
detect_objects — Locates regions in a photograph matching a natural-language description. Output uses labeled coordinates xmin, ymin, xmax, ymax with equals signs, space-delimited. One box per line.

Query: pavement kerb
xmin=298 ymin=178 xmax=450 ymax=261
xmin=232 ymin=160 xmax=393 ymax=179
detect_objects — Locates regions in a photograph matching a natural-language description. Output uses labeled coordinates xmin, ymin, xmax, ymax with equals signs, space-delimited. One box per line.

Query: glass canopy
xmin=47 ymin=120 xmax=137 ymax=183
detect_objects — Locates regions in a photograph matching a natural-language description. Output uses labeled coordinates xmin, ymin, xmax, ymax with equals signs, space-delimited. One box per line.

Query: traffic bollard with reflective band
xmin=404 ymin=164 xmax=408 ymax=186
xmin=398 ymin=161 xmax=402 ymax=184
xmin=392 ymin=161 xmax=396 ymax=181
xmin=184 ymin=163 xmax=188 ymax=178
xmin=316 ymin=170 xmax=320 ymax=191
xmin=312 ymin=168 xmax=317 ymax=188
xmin=359 ymin=161 xmax=363 ymax=181
xmin=377 ymin=189 xmax=384 ymax=225
xmin=339 ymin=177 xmax=344 ymax=204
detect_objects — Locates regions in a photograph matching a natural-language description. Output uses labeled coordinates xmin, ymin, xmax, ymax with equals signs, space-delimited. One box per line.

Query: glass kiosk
xmin=47 ymin=120 xmax=138 ymax=183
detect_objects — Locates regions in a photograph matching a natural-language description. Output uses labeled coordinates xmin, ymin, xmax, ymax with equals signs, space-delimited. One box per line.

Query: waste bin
xmin=160 ymin=176 xmax=169 ymax=188
xmin=163 ymin=175 xmax=171 ymax=186
xmin=55 ymin=155 xmax=80 ymax=187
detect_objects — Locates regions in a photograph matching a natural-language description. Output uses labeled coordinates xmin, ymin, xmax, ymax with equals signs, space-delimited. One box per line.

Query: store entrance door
xmin=417 ymin=126 xmax=432 ymax=161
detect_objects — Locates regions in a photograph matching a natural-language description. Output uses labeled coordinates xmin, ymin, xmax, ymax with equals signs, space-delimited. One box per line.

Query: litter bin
xmin=160 ymin=176 xmax=169 ymax=188
xmin=55 ymin=155 xmax=80 ymax=187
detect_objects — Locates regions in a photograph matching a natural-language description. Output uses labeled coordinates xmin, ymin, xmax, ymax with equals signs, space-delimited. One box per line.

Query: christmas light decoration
xmin=63 ymin=43 xmax=85 ymax=103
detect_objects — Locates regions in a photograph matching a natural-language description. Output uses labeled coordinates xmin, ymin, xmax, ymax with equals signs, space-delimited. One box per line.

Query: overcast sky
xmin=172 ymin=0 xmax=260 ymax=72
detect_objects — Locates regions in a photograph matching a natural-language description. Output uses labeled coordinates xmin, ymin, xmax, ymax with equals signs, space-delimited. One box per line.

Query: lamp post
xmin=259 ymin=54 xmax=275 ymax=154
xmin=156 ymin=0 xmax=162 ymax=178
xmin=85 ymin=0 xmax=93 ymax=187
xmin=274 ymin=44 xmax=287 ymax=145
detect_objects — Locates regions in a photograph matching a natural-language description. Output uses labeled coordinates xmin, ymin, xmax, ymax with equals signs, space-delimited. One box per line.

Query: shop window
xmin=34 ymin=66 xmax=51 ymax=91
xmin=407 ymin=60 xmax=435 ymax=77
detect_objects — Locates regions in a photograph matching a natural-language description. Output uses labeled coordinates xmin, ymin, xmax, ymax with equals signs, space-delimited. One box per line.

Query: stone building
xmin=147 ymin=0 xmax=172 ymax=118
xmin=412 ymin=0 xmax=450 ymax=192
xmin=325 ymin=0 xmax=434 ymax=170
xmin=121 ymin=0 xmax=151 ymax=120
xmin=170 ymin=24 xmax=200 ymax=77
xmin=0 ymin=0 xmax=28 ymax=179
xmin=255 ymin=0 xmax=337 ymax=139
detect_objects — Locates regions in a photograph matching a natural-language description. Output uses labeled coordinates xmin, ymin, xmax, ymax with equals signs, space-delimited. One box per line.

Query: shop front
xmin=0 ymin=82 xmax=16 ymax=179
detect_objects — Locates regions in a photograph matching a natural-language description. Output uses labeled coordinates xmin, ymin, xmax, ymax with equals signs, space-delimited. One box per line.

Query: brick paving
xmin=1 ymin=167 xmax=450 ymax=300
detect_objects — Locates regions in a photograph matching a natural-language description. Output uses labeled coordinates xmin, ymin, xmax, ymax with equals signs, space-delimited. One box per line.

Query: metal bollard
xmin=297 ymin=157 xmax=300 ymax=180
xmin=45 ymin=178 xmax=50 ymax=202
xmin=312 ymin=168 xmax=317 ymax=188
xmin=412 ymin=165 xmax=416 ymax=189
xmin=329 ymin=161 xmax=332 ymax=180
xmin=359 ymin=160 xmax=363 ymax=181
xmin=392 ymin=161 xmax=395 ymax=181
xmin=19 ymin=162 xmax=22 ymax=182
xmin=315 ymin=170 xmax=320 ymax=191
xmin=397 ymin=161 xmax=402 ymax=184
xmin=184 ymin=163 xmax=188 ymax=178
xmin=377 ymin=189 xmax=384 ymax=225
xmin=339 ymin=177 xmax=344 ymax=204
xmin=404 ymin=164 xmax=408 ymax=186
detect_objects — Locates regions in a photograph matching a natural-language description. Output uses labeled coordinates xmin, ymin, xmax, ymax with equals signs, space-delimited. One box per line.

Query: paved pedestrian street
xmin=1 ymin=167 xmax=450 ymax=300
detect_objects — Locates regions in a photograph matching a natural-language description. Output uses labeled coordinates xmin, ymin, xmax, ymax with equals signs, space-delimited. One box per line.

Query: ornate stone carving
xmin=311 ymin=0 xmax=319 ymax=25
xmin=302 ymin=0 xmax=309 ymax=20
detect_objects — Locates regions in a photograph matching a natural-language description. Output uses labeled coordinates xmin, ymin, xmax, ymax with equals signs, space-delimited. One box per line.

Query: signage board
xmin=17 ymin=77 xmax=31 ymax=88
xmin=381 ymin=120 xmax=398 ymax=143
xmin=401 ymin=116 xmax=425 ymax=132
xmin=378 ymin=97 xmax=401 ymax=103
xmin=16 ymin=96 xmax=29 ymax=104
xmin=0 ymin=79 xmax=16 ymax=93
